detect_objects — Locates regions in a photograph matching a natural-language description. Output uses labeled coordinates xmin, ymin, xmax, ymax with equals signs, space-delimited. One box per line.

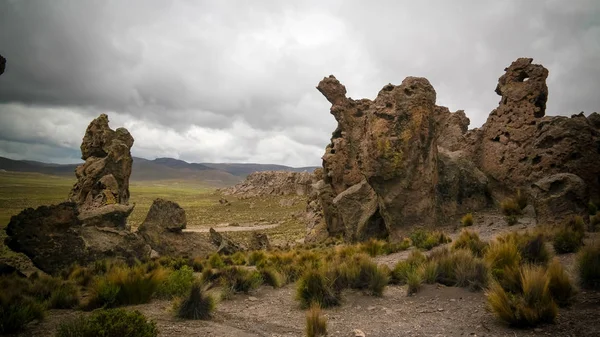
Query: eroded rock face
xmin=69 ymin=114 xmax=134 ymax=209
xmin=531 ymin=173 xmax=589 ymax=226
xmin=249 ymin=232 xmax=270 ymax=250
xmin=209 ymin=228 xmax=245 ymax=255
xmin=4 ymin=203 xmax=150 ymax=275
xmin=436 ymin=106 xmax=470 ymax=152
xmin=221 ymin=171 xmax=316 ymax=197
xmin=313 ymin=75 xmax=442 ymax=241
xmin=471 ymin=58 xmax=600 ymax=195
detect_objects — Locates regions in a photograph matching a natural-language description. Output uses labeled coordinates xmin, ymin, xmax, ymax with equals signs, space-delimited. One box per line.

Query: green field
xmin=0 ymin=171 xmax=307 ymax=265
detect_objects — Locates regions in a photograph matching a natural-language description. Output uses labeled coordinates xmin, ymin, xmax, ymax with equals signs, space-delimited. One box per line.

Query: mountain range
xmin=0 ymin=156 xmax=318 ymax=186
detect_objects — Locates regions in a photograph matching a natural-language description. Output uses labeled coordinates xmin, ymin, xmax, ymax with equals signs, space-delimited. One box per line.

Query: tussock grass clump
xmin=259 ymin=267 xmax=284 ymax=288
xmin=517 ymin=233 xmax=552 ymax=265
xmin=361 ymin=238 xmax=387 ymax=257
xmin=461 ymin=213 xmax=474 ymax=227
xmin=176 ymin=282 xmax=215 ymax=320
xmin=410 ymin=230 xmax=451 ymax=250
xmin=219 ymin=267 xmax=263 ymax=294
xmin=418 ymin=261 xmax=439 ymax=284
xmin=0 ymin=276 xmax=45 ymax=334
xmin=577 ymin=240 xmax=600 ymax=289
xmin=30 ymin=274 xmax=62 ymax=301
xmin=485 ymin=240 xmax=521 ymax=283
xmin=390 ymin=250 xmax=426 ymax=285
xmin=49 ymin=281 xmax=80 ymax=309
xmin=56 ymin=308 xmax=158 ymax=337
xmin=208 ymin=253 xmax=226 ymax=269
xmin=156 ymin=265 xmax=195 ymax=299
xmin=305 ymin=304 xmax=327 ymax=337
xmin=546 ymin=259 xmax=577 ymax=307
xmin=406 ymin=270 xmax=422 ymax=296
xmin=383 ymin=238 xmax=412 ymax=254
xmin=230 ymin=252 xmax=248 ymax=265
xmin=88 ymin=264 xmax=166 ymax=308
xmin=248 ymin=250 xmax=268 ymax=267
xmin=486 ymin=265 xmax=558 ymax=327
xmin=68 ymin=265 xmax=95 ymax=287
xmin=553 ymin=218 xmax=585 ymax=254
xmin=296 ymin=269 xmax=341 ymax=309
xmin=428 ymin=248 xmax=489 ymax=290
xmin=515 ymin=189 xmax=528 ymax=210
xmin=590 ymin=213 xmax=600 ymax=232
xmin=500 ymin=197 xmax=523 ymax=226
xmin=336 ymin=254 xmax=389 ymax=296
xmin=452 ymin=230 xmax=488 ymax=257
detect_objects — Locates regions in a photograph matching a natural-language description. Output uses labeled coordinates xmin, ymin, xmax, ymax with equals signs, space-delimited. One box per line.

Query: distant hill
xmin=0 ymin=156 xmax=319 ymax=186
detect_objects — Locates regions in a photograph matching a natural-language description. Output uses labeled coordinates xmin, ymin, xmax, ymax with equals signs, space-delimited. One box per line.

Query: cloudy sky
xmin=0 ymin=0 xmax=599 ymax=166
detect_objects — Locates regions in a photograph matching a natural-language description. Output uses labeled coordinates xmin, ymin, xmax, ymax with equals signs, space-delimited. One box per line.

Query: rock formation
xmin=221 ymin=171 xmax=316 ymax=197
xmin=469 ymin=58 xmax=600 ymax=196
xmin=69 ymin=114 xmax=134 ymax=210
xmin=209 ymin=228 xmax=246 ymax=255
xmin=5 ymin=203 xmax=151 ymax=275
xmin=308 ymin=57 xmax=598 ymax=242
xmin=138 ymin=199 xmax=214 ymax=258
xmin=249 ymin=232 xmax=270 ymax=250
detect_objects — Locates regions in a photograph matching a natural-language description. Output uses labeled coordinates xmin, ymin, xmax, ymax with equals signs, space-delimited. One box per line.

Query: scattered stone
xmin=353 ymin=329 xmax=366 ymax=337
xmin=248 ymin=296 xmax=258 ymax=302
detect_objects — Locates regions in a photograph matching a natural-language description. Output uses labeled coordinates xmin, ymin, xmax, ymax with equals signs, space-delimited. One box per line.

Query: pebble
xmin=248 ymin=296 xmax=258 ymax=301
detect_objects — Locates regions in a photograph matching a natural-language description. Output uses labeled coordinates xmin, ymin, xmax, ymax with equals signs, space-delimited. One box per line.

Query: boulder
xmin=4 ymin=202 xmax=151 ymax=275
xmin=209 ymin=228 xmax=245 ymax=255
xmin=68 ymin=114 xmax=134 ymax=209
xmin=138 ymin=199 xmax=214 ymax=258
xmin=531 ymin=173 xmax=589 ymax=226
xmin=332 ymin=180 xmax=384 ymax=241
xmin=249 ymin=232 xmax=270 ymax=250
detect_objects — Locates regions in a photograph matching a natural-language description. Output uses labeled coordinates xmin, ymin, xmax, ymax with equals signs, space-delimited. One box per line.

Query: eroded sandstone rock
xmin=531 ymin=173 xmax=589 ymax=226
xmin=221 ymin=171 xmax=316 ymax=197
xmin=4 ymin=203 xmax=151 ymax=275
xmin=69 ymin=114 xmax=134 ymax=209
xmin=209 ymin=228 xmax=246 ymax=255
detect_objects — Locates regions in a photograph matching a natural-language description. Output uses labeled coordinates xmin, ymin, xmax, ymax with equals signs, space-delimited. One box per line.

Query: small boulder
xmin=531 ymin=173 xmax=589 ymax=226
xmin=139 ymin=198 xmax=186 ymax=233
xmin=249 ymin=232 xmax=270 ymax=250
xmin=209 ymin=228 xmax=245 ymax=255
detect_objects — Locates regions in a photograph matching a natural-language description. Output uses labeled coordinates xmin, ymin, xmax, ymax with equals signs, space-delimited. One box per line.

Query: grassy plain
xmin=0 ymin=171 xmax=307 ymax=264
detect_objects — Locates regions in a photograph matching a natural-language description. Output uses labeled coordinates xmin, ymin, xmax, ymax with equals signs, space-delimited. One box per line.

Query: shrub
xmin=406 ymin=270 xmax=422 ymax=296
xmin=248 ymin=251 xmax=268 ymax=267
xmin=428 ymin=248 xmax=488 ymax=290
xmin=382 ymin=238 xmax=412 ymax=254
xmin=296 ymin=269 xmax=341 ymax=309
xmin=49 ymin=281 xmax=80 ymax=309
xmin=546 ymin=259 xmax=577 ymax=307
xmin=219 ymin=267 xmax=263 ymax=293
xmin=461 ymin=213 xmax=474 ymax=227
xmin=176 ymin=282 xmax=215 ymax=320
xmin=486 ymin=265 xmax=558 ymax=327
xmin=485 ymin=240 xmax=521 ymax=280
xmin=68 ymin=266 xmax=95 ymax=287
xmin=260 ymin=267 xmax=284 ymax=288
xmin=418 ymin=261 xmax=439 ymax=284
xmin=56 ymin=308 xmax=158 ymax=337
xmin=452 ymin=230 xmax=487 ymax=257
xmin=30 ymin=274 xmax=62 ymax=301
xmin=305 ymin=304 xmax=327 ymax=337
xmin=208 ymin=253 xmax=226 ymax=269
xmin=517 ymin=233 xmax=552 ymax=265
xmin=500 ymin=197 xmax=521 ymax=225
xmin=0 ymin=290 xmax=45 ymax=334
xmin=361 ymin=238 xmax=386 ymax=257
xmin=410 ymin=230 xmax=451 ymax=250
xmin=390 ymin=251 xmax=426 ymax=285
xmin=230 ymin=252 xmax=247 ymax=265
xmin=577 ymin=240 xmax=600 ymax=289
xmin=553 ymin=226 xmax=584 ymax=254
xmin=156 ymin=265 xmax=195 ymax=299
xmin=337 ymin=254 xmax=388 ymax=296
xmin=88 ymin=265 xmax=166 ymax=308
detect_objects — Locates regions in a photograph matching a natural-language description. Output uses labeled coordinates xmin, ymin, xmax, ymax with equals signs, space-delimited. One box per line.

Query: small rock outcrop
xmin=209 ymin=228 xmax=246 ymax=255
xmin=221 ymin=171 xmax=316 ymax=197
xmin=249 ymin=232 xmax=270 ymax=250
xmin=68 ymin=114 xmax=134 ymax=210
xmin=138 ymin=199 xmax=214 ymax=257
xmin=5 ymin=203 xmax=150 ymax=275
xmin=531 ymin=173 xmax=589 ymax=226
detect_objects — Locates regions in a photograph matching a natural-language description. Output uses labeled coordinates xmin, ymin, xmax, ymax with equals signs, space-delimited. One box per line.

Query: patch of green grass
xmin=56 ymin=308 xmax=158 ymax=337
xmin=409 ymin=230 xmax=451 ymax=250
xmin=156 ymin=265 xmax=195 ymax=299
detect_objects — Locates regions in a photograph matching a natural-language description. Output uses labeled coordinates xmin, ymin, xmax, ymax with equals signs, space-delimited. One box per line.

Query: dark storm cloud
xmin=0 ymin=0 xmax=598 ymax=166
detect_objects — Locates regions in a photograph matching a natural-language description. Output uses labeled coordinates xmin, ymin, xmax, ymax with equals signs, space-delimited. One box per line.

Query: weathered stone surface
xmin=78 ymin=204 xmax=134 ymax=229
xmin=436 ymin=151 xmax=491 ymax=219
xmin=138 ymin=199 xmax=214 ymax=258
xmin=0 ymin=54 xmax=5 ymax=76
xmin=313 ymin=75 xmax=441 ymax=241
xmin=221 ymin=171 xmax=316 ymax=197
xmin=209 ymin=228 xmax=246 ymax=255
xmin=249 ymin=232 xmax=270 ymax=250
xmin=332 ymin=180 xmax=384 ymax=241
xmin=69 ymin=114 xmax=134 ymax=209
xmin=436 ymin=106 xmax=470 ymax=152
xmin=4 ymin=203 xmax=151 ymax=275
xmin=470 ymin=58 xmax=600 ymax=196
xmin=531 ymin=173 xmax=589 ymax=226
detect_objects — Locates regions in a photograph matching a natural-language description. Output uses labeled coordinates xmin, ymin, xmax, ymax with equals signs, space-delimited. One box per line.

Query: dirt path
xmin=183 ymin=223 xmax=281 ymax=233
